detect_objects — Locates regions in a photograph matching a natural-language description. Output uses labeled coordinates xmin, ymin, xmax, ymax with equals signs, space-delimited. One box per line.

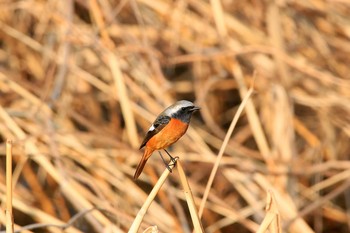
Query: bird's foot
xmin=166 ymin=156 xmax=179 ymax=172
xmin=160 ymin=150 xmax=179 ymax=172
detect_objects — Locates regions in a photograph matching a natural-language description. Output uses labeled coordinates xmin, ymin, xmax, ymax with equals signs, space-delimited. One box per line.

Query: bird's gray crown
xmin=163 ymin=100 xmax=195 ymax=116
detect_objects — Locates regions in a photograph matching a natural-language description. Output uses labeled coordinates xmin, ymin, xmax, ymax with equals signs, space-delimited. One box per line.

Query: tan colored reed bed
xmin=0 ymin=0 xmax=350 ymax=232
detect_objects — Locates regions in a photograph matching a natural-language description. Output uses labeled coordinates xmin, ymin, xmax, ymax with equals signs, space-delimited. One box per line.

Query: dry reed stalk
xmin=189 ymin=0 xmax=266 ymax=44
xmin=171 ymin=182 xmax=261 ymax=232
xmin=108 ymin=52 xmax=139 ymax=148
xmin=198 ymin=86 xmax=253 ymax=217
xmin=0 ymin=97 xmax=116 ymax=231
xmin=296 ymin=179 xmax=350 ymax=222
xmin=128 ymin=159 xmax=177 ymax=233
xmin=256 ymin=190 xmax=281 ymax=233
xmin=254 ymin=173 xmax=314 ymax=233
xmin=232 ymin=64 xmax=273 ymax=167
xmin=1 ymin=0 xmax=350 ymax=232
xmin=0 ymin=192 xmax=83 ymax=233
xmin=142 ymin=226 xmax=158 ymax=233
xmin=129 ymin=159 xmax=205 ymax=233
xmin=176 ymin=160 xmax=204 ymax=233
xmin=266 ymin=1 xmax=291 ymax=87
xmin=210 ymin=0 xmax=227 ymax=38
xmin=6 ymin=139 xmax=14 ymax=233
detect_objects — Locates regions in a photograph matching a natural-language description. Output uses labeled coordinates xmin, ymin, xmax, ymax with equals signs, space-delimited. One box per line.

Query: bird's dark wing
xmin=139 ymin=115 xmax=171 ymax=149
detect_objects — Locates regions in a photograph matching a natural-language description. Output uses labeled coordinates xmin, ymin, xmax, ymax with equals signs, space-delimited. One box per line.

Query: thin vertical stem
xmin=6 ymin=139 xmax=14 ymax=233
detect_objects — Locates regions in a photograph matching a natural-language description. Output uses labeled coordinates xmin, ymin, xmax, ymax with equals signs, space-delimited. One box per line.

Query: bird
xmin=134 ymin=100 xmax=200 ymax=179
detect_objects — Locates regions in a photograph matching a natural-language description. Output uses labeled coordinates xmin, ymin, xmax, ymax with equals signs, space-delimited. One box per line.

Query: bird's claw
xmin=159 ymin=150 xmax=179 ymax=172
xmin=166 ymin=157 xmax=179 ymax=172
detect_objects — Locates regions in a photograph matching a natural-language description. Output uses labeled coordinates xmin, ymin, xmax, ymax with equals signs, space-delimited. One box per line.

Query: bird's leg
xmin=158 ymin=150 xmax=178 ymax=172
xmin=158 ymin=151 xmax=173 ymax=172
xmin=158 ymin=151 xmax=168 ymax=166
xmin=164 ymin=149 xmax=179 ymax=166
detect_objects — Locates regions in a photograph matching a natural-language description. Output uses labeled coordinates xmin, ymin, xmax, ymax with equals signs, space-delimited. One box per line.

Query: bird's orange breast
xmin=146 ymin=118 xmax=189 ymax=150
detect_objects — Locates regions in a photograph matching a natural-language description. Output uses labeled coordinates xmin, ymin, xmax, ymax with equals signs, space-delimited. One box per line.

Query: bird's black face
xmin=172 ymin=105 xmax=200 ymax=123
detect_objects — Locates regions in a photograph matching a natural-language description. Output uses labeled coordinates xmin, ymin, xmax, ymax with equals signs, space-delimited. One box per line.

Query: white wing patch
xmin=148 ymin=124 xmax=155 ymax=131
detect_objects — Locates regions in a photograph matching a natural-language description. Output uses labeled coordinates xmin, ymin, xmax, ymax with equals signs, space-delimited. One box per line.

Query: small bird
xmin=134 ymin=100 xmax=200 ymax=179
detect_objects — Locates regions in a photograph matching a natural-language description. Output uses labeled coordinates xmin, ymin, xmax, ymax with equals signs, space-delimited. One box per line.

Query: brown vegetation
xmin=0 ymin=0 xmax=350 ymax=232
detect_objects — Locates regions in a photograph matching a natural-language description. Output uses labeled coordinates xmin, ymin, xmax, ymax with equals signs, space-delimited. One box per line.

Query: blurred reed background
xmin=0 ymin=0 xmax=350 ymax=232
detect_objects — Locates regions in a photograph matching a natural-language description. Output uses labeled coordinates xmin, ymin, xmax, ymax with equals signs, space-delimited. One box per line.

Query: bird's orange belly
xmin=146 ymin=118 xmax=189 ymax=150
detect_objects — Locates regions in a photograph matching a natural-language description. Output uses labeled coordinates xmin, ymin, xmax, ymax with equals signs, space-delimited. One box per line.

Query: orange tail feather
xmin=134 ymin=147 xmax=154 ymax=179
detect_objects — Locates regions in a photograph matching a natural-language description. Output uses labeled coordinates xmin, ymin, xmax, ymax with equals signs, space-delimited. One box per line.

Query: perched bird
xmin=134 ymin=100 xmax=200 ymax=179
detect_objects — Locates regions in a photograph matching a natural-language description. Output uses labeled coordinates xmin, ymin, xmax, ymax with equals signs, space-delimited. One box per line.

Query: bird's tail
xmin=134 ymin=147 xmax=153 ymax=179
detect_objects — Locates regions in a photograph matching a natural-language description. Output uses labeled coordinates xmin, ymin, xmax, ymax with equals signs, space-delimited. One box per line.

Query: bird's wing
xmin=139 ymin=115 xmax=171 ymax=149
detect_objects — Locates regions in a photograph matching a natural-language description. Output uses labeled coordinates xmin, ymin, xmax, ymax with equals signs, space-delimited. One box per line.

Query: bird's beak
xmin=191 ymin=106 xmax=200 ymax=112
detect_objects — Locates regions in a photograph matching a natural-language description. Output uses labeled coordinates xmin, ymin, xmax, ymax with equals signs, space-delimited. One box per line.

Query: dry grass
xmin=0 ymin=0 xmax=350 ymax=232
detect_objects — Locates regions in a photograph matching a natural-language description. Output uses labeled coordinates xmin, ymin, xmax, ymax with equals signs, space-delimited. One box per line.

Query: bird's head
xmin=163 ymin=100 xmax=200 ymax=123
